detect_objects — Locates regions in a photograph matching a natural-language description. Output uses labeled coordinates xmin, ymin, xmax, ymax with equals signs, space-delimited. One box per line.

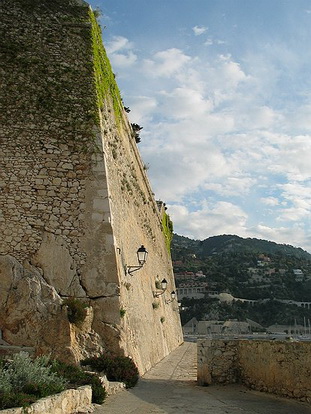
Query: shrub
xmin=63 ymin=297 xmax=88 ymax=326
xmin=0 ymin=392 xmax=36 ymax=410
xmin=50 ymin=360 xmax=106 ymax=404
xmin=155 ymin=280 xmax=161 ymax=290
xmin=0 ymin=353 xmax=66 ymax=410
xmin=81 ymin=354 xmax=139 ymax=389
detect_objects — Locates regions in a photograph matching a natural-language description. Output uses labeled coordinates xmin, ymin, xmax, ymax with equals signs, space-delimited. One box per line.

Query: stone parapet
xmin=197 ymin=339 xmax=311 ymax=403
xmin=0 ymin=386 xmax=92 ymax=414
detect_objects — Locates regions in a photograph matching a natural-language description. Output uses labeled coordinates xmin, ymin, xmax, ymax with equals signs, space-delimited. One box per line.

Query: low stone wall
xmin=101 ymin=375 xmax=125 ymax=395
xmin=197 ymin=339 xmax=311 ymax=403
xmin=0 ymin=386 xmax=92 ymax=414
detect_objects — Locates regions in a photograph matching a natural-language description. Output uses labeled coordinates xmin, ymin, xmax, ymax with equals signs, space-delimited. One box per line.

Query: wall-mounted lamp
xmin=127 ymin=245 xmax=148 ymax=275
xmin=153 ymin=278 xmax=168 ymax=297
xmin=173 ymin=302 xmax=182 ymax=312
xmin=166 ymin=291 xmax=176 ymax=304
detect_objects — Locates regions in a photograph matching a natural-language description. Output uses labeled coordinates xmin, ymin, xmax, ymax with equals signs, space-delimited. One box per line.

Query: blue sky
xmin=88 ymin=0 xmax=311 ymax=253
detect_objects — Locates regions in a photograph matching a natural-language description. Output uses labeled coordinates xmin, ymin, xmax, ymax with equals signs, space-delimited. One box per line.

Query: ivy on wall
xmin=162 ymin=211 xmax=173 ymax=254
xmin=89 ymin=9 xmax=123 ymax=126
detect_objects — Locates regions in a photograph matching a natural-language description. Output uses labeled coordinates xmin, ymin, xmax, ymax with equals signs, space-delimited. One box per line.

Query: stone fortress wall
xmin=0 ymin=0 xmax=182 ymax=374
xmin=197 ymin=339 xmax=311 ymax=403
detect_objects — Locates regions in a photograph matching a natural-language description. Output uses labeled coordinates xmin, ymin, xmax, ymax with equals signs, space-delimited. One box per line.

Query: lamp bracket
xmin=153 ymin=290 xmax=166 ymax=298
xmin=127 ymin=265 xmax=143 ymax=276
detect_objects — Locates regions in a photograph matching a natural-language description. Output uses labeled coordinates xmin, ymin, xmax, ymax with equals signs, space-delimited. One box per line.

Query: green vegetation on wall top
xmin=162 ymin=211 xmax=174 ymax=254
xmin=89 ymin=9 xmax=123 ymax=126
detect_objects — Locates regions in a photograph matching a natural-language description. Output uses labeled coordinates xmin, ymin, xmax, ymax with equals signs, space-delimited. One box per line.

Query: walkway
xmin=92 ymin=341 xmax=311 ymax=413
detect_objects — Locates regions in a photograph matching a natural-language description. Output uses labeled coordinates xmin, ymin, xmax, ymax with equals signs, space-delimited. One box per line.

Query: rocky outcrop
xmin=0 ymin=255 xmax=103 ymax=363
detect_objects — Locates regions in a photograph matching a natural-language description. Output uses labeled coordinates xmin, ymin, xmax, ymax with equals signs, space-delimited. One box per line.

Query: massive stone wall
xmin=0 ymin=0 xmax=182 ymax=373
xmin=197 ymin=339 xmax=311 ymax=403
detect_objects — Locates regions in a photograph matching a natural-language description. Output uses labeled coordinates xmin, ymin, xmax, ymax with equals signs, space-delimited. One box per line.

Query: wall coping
xmin=0 ymin=385 xmax=92 ymax=414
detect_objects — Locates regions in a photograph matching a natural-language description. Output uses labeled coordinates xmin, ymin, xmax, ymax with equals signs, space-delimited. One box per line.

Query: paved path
xmin=93 ymin=341 xmax=311 ymax=413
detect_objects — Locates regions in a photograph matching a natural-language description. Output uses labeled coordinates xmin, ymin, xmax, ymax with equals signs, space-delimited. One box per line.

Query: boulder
xmin=0 ymin=255 xmax=103 ymax=363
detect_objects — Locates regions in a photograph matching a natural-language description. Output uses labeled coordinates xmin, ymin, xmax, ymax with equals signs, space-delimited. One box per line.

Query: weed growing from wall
xmin=63 ymin=297 xmax=88 ymax=326
xmin=162 ymin=211 xmax=174 ymax=254
xmin=89 ymin=9 xmax=123 ymax=127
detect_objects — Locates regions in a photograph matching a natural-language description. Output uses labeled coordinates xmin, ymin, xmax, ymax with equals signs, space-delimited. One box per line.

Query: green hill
xmin=172 ymin=234 xmax=311 ymax=327
xmin=172 ymin=234 xmax=311 ymax=261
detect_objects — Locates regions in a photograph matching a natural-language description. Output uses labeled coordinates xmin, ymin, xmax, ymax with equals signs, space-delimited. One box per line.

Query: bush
xmin=0 ymin=354 xmax=107 ymax=409
xmin=81 ymin=354 xmax=139 ymax=388
xmin=0 ymin=353 xmax=66 ymax=410
xmin=0 ymin=392 xmax=36 ymax=410
xmin=50 ymin=360 xmax=106 ymax=404
xmin=63 ymin=297 xmax=88 ymax=326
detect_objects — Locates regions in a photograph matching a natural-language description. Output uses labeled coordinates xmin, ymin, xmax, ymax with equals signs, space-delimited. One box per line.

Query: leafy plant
xmin=120 ymin=308 xmax=126 ymax=318
xmin=0 ymin=353 xmax=66 ymax=410
xmin=152 ymin=302 xmax=159 ymax=309
xmin=160 ymin=316 xmax=165 ymax=324
xmin=155 ymin=280 xmax=161 ymax=290
xmin=50 ymin=360 xmax=106 ymax=404
xmin=63 ymin=297 xmax=88 ymax=326
xmin=81 ymin=354 xmax=139 ymax=389
xmin=162 ymin=210 xmax=173 ymax=253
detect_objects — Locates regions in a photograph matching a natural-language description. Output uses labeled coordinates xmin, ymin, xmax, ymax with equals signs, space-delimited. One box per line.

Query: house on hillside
xmin=267 ymin=323 xmax=305 ymax=335
xmin=177 ymin=282 xmax=208 ymax=299
xmin=222 ymin=320 xmax=250 ymax=335
xmin=293 ymin=269 xmax=304 ymax=282
xmin=196 ymin=320 xmax=224 ymax=335
xmin=183 ymin=317 xmax=198 ymax=335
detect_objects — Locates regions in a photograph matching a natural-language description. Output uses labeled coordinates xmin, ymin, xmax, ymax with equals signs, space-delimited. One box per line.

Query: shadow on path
xmin=93 ymin=342 xmax=311 ymax=414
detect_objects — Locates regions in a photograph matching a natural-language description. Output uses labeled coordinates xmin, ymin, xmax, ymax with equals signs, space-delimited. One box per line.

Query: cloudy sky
xmin=88 ymin=0 xmax=311 ymax=253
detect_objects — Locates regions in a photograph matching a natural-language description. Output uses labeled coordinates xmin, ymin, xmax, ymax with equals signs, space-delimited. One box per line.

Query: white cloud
xmin=106 ymin=35 xmax=133 ymax=54
xmin=204 ymin=38 xmax=213 ymax=46
xmin=260 ymin=197 xmax=279 ymax=206
xmin=126 ymin=96 xmax=157 ymax=124
xmin=105 ymin=36 xmax=137 ymax=68
xmin=204 ymin=176 xmax=256 ymax=197
xmin=251 ymin=224 xmax=311 ymax=252
xmin=168 ymin=205 xmax=311 ymax=253
xmin=218 ymin=54 xmax=249 ymax=88
xmin=275 ymin=181 xmax=311 ymax=222
xmin=101 ymin=26 xmax=311 ymax=254
xmin=268 ymin=135 xmax=311 ymax=181
xmin=168 ymin=202 xmax=248 ymax=239
xmin=109 ymin=51 xmax=137 ymax=68
xmin=142 ymin=48 xmax=191 ymax=77
xmin=158 ymin=87 xmax=213 ymax=119
xmin=192 ymin=25 xmax=208 ymax=36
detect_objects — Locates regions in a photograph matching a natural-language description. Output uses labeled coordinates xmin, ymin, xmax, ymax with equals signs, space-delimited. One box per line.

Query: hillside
xmin=172 ymin=234 xmax=311 ymax=327
xmin=172 ymin=234 xmax=311 ymax=261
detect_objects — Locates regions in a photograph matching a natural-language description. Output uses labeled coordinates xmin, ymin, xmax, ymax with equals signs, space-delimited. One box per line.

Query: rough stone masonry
xmin=0 ymin=0 xmax=182 ymax=373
